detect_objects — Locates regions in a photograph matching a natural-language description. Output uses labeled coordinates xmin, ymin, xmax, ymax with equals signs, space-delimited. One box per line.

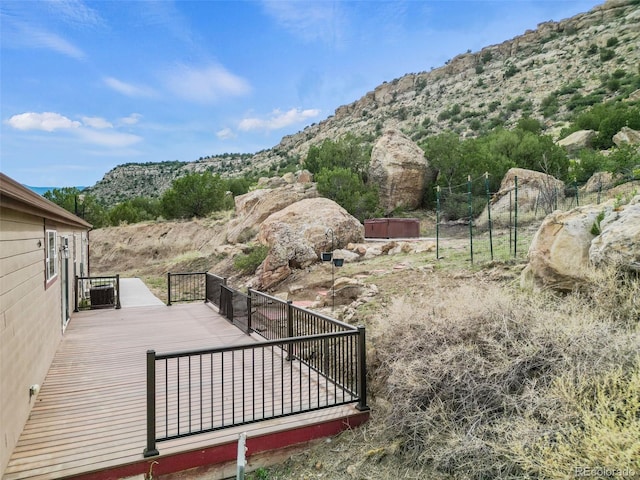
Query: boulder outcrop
xmin=589 ymin=195 xmax=640 ymax=270
xmin=582 ymin=171 xmax=617 ymax=193
xmin=557 ymin=130 xmax=596 ymax=151
xmin=255 ymin=198 xmax=364 ymax=289
xmin=368 ymin=129 xmax=433 ymax=214
xmin=522 ymin=195 xmax=640 ymax=290
xmin=612 ymin=127 xmax=640 ymax=147
xmin=521 ymin=204 xmax=602 ymax=291
xmin=477 ymin=168 xmax=565 ymax=226
xmin=226 ymin=182 xmax=318 ymax=244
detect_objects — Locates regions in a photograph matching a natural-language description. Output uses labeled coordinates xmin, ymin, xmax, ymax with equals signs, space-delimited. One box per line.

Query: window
xmin=46 ymin=230 xmax=58 ymax=281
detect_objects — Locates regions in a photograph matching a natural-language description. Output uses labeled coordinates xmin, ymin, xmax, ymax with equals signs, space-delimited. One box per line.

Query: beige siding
xmin=0 ymin=208 xmax=87 ymax=476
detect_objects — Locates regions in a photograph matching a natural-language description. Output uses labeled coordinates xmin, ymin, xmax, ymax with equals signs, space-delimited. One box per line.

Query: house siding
xmin=0 ymin=208 xmax=87 ymax=475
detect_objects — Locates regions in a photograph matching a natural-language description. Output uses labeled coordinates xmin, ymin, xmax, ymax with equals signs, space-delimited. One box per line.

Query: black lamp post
xmin=321 ymin=228 xmax=343 ymax=311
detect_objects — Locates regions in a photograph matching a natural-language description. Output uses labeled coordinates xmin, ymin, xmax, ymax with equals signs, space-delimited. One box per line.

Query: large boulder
xmin=589 ymin=195 xmax=640 ymax=270
xmin=255 ymin=198 xmax=364 ymax=289
xmin=477 ymin=168 xmax=565 ymax=226
xmin=369 ymin=129 xmax=433 ymax=214
xmin=557 ymin=130 xmax=596 ymax=151
xmin=613 ymin=127 xmax=640 ymax=148
xmin=521 ymin=204 xmax=604 ymax=291
xmin=582 ymin=171 xmax=617 ymax=193
xmin=226 ymin=182 xmax=317 ymax=244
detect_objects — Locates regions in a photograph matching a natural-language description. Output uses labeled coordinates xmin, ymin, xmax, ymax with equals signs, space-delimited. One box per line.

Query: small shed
xmin=364 ymin=218 xmax=420 ymax=239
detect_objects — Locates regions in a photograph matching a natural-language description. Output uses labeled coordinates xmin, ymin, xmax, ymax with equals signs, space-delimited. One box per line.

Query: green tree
xmin=572 ymin=149 xmax=608 ymax=183
xmin=421 ymin=132 xmax=468 ymax=193
xmin=108 ymin=197 xmax=160 ymax=225
xmin=44 ymin=187 xmax=107 ymax=227
xmin=304 ymin=134 xmax=371 ymax=179
xmin=160 ymin=172 xmax=227 ymax=219
xmin=226 ymin=177 xmax=251 ymax=197
xmin=315 ymin=167 xmax=379 ymax=221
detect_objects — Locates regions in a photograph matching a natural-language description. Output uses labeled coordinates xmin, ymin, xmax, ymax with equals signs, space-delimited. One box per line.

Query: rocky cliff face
xmin=90 ymin=0 xmax=640 ymax=206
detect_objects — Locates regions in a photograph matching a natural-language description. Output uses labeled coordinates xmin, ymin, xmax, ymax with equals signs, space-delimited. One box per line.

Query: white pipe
xmin=236 ymin=432 xmax=247 ymax=480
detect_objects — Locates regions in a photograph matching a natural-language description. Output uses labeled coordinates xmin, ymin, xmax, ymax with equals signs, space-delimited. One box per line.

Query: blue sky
xmin=1 ymin=0 xmax=601 ymax=188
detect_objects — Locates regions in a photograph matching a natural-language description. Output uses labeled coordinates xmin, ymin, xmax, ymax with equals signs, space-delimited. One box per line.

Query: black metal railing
xmin=167 ymin=272 xmax=206 ymax=306
xmin=219 ymin=285 xmax=251 ymax=333
xmin=144 ymin=326 xmax=367 ymax=457
xmin=205 ymin=273 xmax=226 ymax=308
xmin=145 ymin=272 xmax=369 ymax=457
xmin=74 ymin=275 xmax=121 ymax=311
xmin=249 ymin=289 xmax=357 ymax=341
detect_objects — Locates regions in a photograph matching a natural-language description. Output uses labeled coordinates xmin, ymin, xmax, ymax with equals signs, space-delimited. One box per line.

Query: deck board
xmin=3 ymin=303 xmax=361 ymax=480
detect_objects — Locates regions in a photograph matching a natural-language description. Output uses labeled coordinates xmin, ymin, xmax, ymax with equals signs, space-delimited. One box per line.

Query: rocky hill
xmin=89 ymin=0 xmax=640 ymax=206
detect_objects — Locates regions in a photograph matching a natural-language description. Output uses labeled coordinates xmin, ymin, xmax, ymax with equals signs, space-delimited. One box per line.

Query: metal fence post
xmin=467 ymin=175 xmax=474 ymax=265
xmin=436 ymin=186 xmax=441 ymax=260
xmin=485 ymin=172 xmax=494 ymax=261
xmin=514 ymin=176 xmax=518 ymax=258
xmin=356 ymin=326 xmax=369 ymax=412
xmin=143 ymin=350 xmax=159 ymax=457
xmin=167 ymin=272 xmax=172 ymax=306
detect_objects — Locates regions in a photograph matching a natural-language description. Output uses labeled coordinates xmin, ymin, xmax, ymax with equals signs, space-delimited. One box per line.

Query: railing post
xmin=287 ymin=300 xmax=294 ymax=338
xmin=167 ymin=272 xmax=172 ymax=306
xmin=115 ymin=274 xmax=121 ymax=309
xmin=356 ymin=326 xmax=369 ymax=412
xmin=246 ymin=288 xmax=252 ymax=334
xmin=74 ymin=275 xmax=79 ymax=312
xmin=143 ymin=350 xmax=159 ymax=457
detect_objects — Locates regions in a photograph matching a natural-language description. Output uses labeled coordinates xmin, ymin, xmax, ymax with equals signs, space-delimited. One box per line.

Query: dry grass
xmin=366 ymin=270 xmax=639 ymax=479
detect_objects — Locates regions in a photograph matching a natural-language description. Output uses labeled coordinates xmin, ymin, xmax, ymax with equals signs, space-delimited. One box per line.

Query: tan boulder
xmin=257 ymin=176 xmax=287 ymax=188
xmin=477 ymin=168 xmax=565 ymax=226
xmin=557 ymin=130 xmax=596 ymax=151
xmin=522 ymin=204 xmax=603 ymax=291
xmin=296 ymin=170 xmax=313 ymax=183
xmin=582 ymin=171 xmax=617 ymax=193
xmin=589 ymin=196 xmax=640 ymax=270
xmin=369 ymin=128 xmax=433 ymax=214
xmin=282 ymin=172 xmax=296 ymax=184
xmin=227 ymin=183 xmax=318 ymax=244
xmin=255 ymin=198 xmax=364 ymax=289
xmin=613 ymin=127 xmax=640 ymax=147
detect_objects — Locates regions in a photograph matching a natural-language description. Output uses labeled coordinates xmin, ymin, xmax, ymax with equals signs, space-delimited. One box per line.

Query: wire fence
xmin=429 ymin=173 xmax=640 ymax=265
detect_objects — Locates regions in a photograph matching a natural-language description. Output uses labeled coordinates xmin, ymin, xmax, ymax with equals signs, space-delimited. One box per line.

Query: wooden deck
xmin=3 ymin=303 xmax=367 ymax=480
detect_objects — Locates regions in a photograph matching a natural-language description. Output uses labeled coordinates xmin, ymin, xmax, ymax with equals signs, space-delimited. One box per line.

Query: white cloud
xmin=164 ymin=64 xmax=251 ymax=103
xmin=238 ymin=108 xmax=320 ymax=132
xmin=5 ymin=111 xmax=142 ymax=148
xmin=47 ymin=0 xmax=103 ymax=27
xmin=104 ymin=77 xmax=155 ymax=97
xmin=216 ymin=128 xmax=236 ymax=140
xmin=6 ymin=112 xmax=81 ymax=131
xmin=76 ymin=129 xmax=142 ymax=148
xmin=81 ymin=116 xmax=112 ymax=129
xmin=18 ymin=24 xmax=85 ymax=59
xmin=119 ymin=113 xmax=143 ymax=125
xmin=262 ymin=1 xmax=346 ymax=45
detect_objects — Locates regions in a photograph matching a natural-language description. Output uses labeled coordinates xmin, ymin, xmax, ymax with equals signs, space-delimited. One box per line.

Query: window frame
xmin=45 ymin=229 xmax=58 ymax=286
